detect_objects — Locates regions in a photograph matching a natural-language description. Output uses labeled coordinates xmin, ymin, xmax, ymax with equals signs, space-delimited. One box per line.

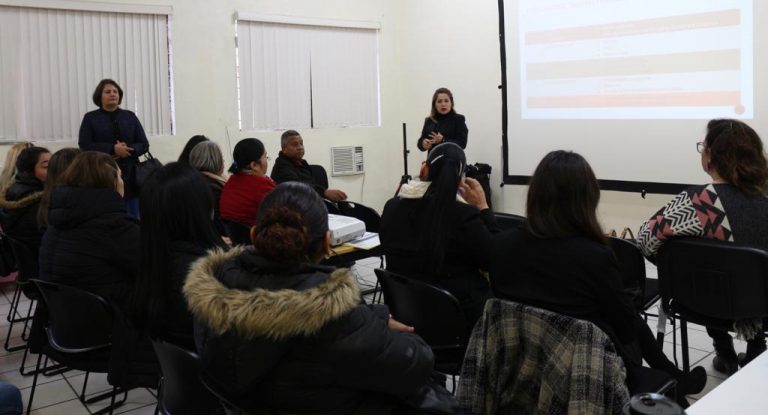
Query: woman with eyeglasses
xmin=219 ymin=138 xmax=275 ymax=228
xmin=638 ymin=119 xmax=768 ymax=375
xmin=380 ymin=142 xmax=499 ymax=329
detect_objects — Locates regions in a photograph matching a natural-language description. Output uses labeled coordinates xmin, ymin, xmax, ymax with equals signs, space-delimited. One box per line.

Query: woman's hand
xmin=114 ymin=141 xmax=134 ymax=158
xmin=422 ymin=138 xmax=433 ymax=150
xmin=428 ymin=132 xmax=444 ymax=145
xmin=388 ymin=317 xmax=415 ymax=333
xmin=459 ymin=177 xmax=489 ymax=210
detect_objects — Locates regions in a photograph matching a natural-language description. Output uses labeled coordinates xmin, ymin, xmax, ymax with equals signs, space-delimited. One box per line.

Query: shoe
xmin=678 ymin=366 xmax=707 ymax=395
xmin=712 ymin=354 xmax=738 ymax=375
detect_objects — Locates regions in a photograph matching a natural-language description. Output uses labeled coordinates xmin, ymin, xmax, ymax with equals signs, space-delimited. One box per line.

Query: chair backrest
xmin=374 ymin=268 xmax=466 ymax=351
xmin=457 ymin=299 xmax=630 ymax=414
xmin=31 ymin=279 xmax=113 ymax=353
xmin=221 ymin=219 xmax=251 ymax=246
xmin=658 ymin=238 xmax=768 ymax=320
xmin=152 ymin=339 xmax=220 ymax=415
xmin=200 ymin=375 xmax=249 ymax=415
xmin=338 ymin=201 xmax=381 ymax=232
xmin=308 ymin=164 xmax=329 ymax=189
xmin=323 ymin=199 xmax=340 ymax=215
xmin=608 ymin=237 xmax=646 ymax=311
xmin=494 ymin=212 xmax=525 ymax=231
xmin=5 ymin=235 xmax=37 ymax=284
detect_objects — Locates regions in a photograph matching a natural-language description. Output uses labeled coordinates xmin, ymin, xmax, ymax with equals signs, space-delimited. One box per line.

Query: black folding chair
xmin=657 ymin=238 xmax=768 ymax=372
xmin=29 ymin=280 xmax=127 ymax=415
xmin=4 ymin=236 xmax=38 ymax=353
xmin=609 ymin=237 xmax=674 ymax=348
xmin=152 ymin=338 xmax=220 ymax=415
xmin=493 ymin=212 xmax=525 ymax=231
xmin=374 ymin=269 xmax=467 ymax=392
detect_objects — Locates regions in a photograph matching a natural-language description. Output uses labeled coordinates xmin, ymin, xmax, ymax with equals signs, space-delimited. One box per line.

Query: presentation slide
xmin=519 ymin=0 xmax=753 ymax=120
xmin=502 ymin=0 xmax=766 ymax=186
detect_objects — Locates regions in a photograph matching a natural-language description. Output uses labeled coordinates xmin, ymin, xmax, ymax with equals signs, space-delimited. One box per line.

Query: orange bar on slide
xmin=526 ymin=9 xmax=741 ymax=45
xmin=527 ymin=91 xmax=741 ymax=108
xmin=527 ymin=49 xmax=740 ymax=80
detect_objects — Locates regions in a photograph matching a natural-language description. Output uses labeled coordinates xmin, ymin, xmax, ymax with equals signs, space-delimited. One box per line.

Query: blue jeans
xmin=126 ymin=197 xmax=140 ymax=220
xmin=0 ymin=382 xmax=22 ymax=415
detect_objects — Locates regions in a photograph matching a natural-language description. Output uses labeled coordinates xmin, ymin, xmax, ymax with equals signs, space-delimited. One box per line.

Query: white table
xmin=686 ymin=351 xmax=768 ymax=414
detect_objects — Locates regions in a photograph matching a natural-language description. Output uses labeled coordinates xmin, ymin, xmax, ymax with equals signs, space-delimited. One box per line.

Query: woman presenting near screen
xmin=417 ymin=87 xmax=468 ymax=152
xmin=78 ymin=78 xmax=149 ymax=217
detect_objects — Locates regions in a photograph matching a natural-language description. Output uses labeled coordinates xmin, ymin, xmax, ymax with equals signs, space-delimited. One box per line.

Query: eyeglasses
xmin=696 ymin=142 xmax=704 ymax=154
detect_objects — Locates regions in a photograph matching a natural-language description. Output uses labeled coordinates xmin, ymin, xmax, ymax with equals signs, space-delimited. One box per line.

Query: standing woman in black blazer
xmin=417 ymin=88 xmax=468 ymax=152
xmin=78 ymin=79 xmax=149 ymax=218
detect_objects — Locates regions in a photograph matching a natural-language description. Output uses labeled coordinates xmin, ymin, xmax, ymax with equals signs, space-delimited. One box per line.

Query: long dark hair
xmin=37 ymin=148 xmax=81 ymax=228
xmin=56 ymin=152 xmax=120 ymax=190
xmin=132 ymin=162 xmax=225 ymax=331
xmin=15 ymin=146 xmax=50 ymax=178
xmin=178 ymin=135 xmax=209 ymax=165
xmin=705 ymin=119 xmax=768 ymax=196
xmin=526 ymin=150 xmax=606 ymax=245
xmin=252 ymin=182 xmax=328 ymax=264
xmin=429 ymin=87 xmax=456 ymax=120
xmin=422 ymin=143 xmax=466 ymax=273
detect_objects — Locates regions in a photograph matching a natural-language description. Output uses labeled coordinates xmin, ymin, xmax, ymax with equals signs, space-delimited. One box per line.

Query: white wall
xmin=1 ymin=0 xmax=683 ymax=229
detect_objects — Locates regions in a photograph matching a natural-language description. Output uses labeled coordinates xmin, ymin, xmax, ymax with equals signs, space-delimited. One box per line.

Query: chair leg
xmin=671 ymin=317 xmax=678 ymax=368
xmin=20 ymin=300 xmax=35 ymax=341
xmin=26 ymin=353 xmax=44 ymax=415
xmin=680 ymin=319 xmax=690 ymax=373
xmin=6 ymin=285 xmax=20 ymax=322
xmin=79 ymin=372 xmax=90 ymax=403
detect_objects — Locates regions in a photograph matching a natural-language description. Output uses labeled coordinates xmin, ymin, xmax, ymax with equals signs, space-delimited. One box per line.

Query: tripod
xmin=398 ymin=123 xmax=411 ymax=194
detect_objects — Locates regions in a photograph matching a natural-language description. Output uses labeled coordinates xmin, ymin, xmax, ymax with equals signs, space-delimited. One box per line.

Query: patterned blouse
xmin=637 ymin=183 xmax=768 ymax=258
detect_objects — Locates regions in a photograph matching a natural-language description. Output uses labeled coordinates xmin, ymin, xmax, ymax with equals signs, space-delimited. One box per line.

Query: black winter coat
xmin=39 ymin=186 xmax=139 ymax=303
xmin=0 ymin=174 xmax=44 ymax=251
xmin=184 ymin=247 xmax=435 ymax=415
xmin=270 ymin=152 xmax=326 ymax=197
xmin=154 ymin=240 xmax=206 ymax=349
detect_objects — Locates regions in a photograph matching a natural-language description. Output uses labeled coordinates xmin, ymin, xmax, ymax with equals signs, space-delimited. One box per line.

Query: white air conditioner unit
xmin=330 ymin=146 xmax=364 ymax=176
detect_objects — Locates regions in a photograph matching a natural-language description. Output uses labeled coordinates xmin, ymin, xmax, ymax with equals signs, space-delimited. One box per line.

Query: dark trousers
xmin=707 ymin=327 xmax=767 ymax=362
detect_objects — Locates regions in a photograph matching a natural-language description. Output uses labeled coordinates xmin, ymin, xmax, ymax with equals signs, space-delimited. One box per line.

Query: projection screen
xmin=500 ymin=0 xmax=766 ymax=193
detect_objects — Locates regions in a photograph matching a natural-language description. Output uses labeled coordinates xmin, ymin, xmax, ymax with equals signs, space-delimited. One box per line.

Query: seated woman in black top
xmin=39 ymin=151 xmax=138 ymax=304
xmin=0 ymin=146 xmax=50 ymax=251
xmin=130 ymin=163 xmax=227 ymax=349
xmin=417 ymin=88 xmax=468 ymax=152
xmin=489 ymin=150 xmax=706 ymax=402
xmin=184 ymin=182 xmax=439 ymax=414
xmin=380 ymin=142 xmax=498 ymax=328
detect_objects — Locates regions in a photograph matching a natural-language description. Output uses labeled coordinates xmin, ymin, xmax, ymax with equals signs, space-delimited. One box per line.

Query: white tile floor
xmin=0 ymin=258 xmax=741 ymax=413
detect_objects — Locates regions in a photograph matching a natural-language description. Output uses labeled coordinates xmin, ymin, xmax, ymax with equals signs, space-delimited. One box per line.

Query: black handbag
xmin=135 ymin=152 xmax=163 ymax=190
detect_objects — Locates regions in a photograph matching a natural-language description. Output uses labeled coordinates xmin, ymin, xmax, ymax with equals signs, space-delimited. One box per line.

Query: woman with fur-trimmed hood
xmin=0 ymin=146 xmax=50 ymax=251
xmin=185 ymin=182 xmax=441 ymax=415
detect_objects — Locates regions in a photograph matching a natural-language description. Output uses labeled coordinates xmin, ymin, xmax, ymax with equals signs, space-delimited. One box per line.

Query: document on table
xmin=345 ymin=232 xmax=380 ymax=250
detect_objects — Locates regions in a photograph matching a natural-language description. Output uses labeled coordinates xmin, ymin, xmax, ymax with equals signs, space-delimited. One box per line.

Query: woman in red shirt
xmin=219 ymin=138 xmax=275 ymax=227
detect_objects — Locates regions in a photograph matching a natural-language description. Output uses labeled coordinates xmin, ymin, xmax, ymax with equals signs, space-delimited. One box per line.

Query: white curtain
xmin=0 ymin=5 xmax=172 ymax=141
xmin=237 ymin=20 xmax=380 ymax=131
